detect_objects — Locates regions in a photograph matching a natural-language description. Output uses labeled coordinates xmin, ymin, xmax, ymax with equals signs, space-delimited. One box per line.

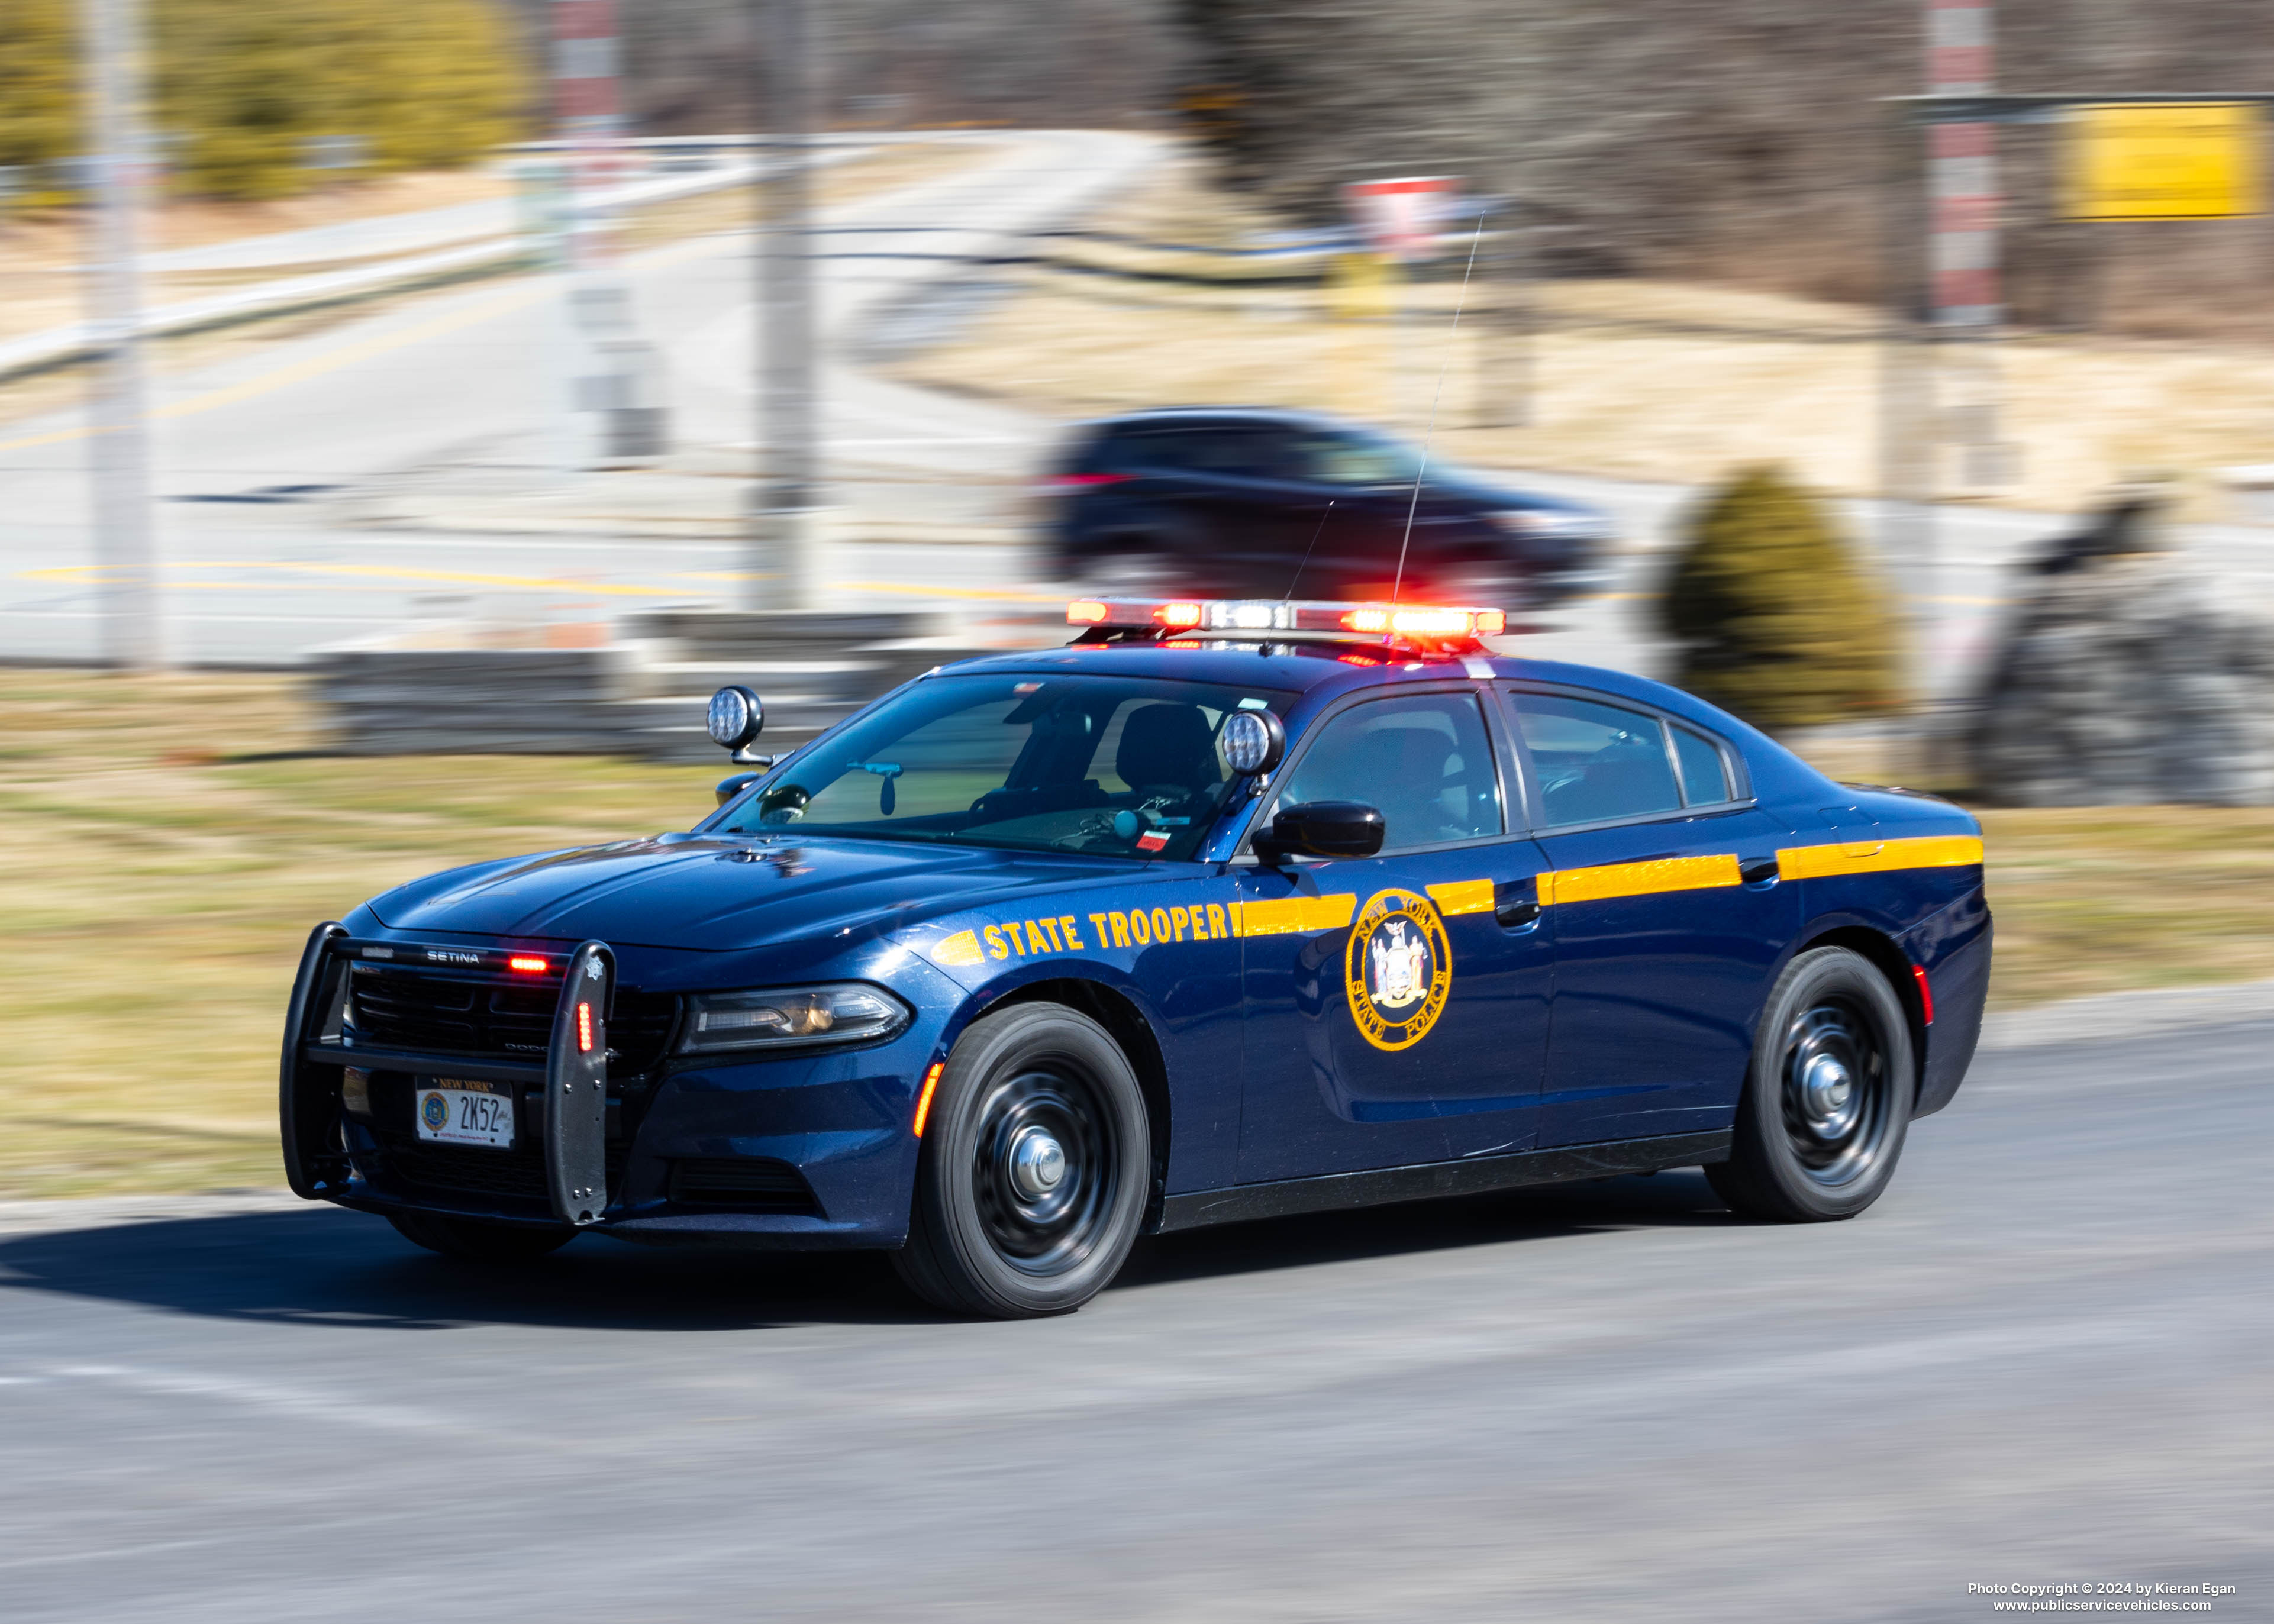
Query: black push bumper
xmin=279 ymin=925 xmax=618 ymax=1226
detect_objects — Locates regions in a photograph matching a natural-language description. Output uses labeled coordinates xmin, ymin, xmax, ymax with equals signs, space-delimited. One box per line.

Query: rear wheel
xmin=894 ymin=1003 xmax=1150 ymax=1318
xmin=1708 ymin=947 xmax=1915 ymax=1222
xmin=387 ymin=1210 xmax=577 ymax=1263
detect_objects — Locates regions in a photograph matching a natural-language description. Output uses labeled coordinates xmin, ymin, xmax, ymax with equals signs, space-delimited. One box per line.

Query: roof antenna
xmin=1283 ymin=498 xmax=1337 ymax=603
xmin=1390 ymin=208 xmax=1488 ymax=605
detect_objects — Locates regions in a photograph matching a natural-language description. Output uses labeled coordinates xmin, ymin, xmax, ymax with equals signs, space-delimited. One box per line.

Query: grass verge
xmin=2 ymin=670 xmax=2267 ymax=1197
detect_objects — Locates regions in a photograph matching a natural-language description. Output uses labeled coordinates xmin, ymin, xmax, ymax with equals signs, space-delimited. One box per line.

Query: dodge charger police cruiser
xmin=280 ymin=598 xmax=1992 ymax=1319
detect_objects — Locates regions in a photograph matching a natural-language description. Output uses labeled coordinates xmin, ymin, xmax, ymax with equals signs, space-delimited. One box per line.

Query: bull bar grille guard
xmin=279 ymin=924 xmax=617 ymax=1226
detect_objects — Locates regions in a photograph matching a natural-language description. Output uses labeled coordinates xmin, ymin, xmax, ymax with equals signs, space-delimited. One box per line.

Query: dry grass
xmin=0 ymin=670 xmax=713 ymax=1199
xmin=894 ymin=163 xmax=2274 ymax=524
xmin=1970 ymin=806 xmax=2274 ymax=1008
xmin=2 ymin=668 xmax=2267 ymax=1199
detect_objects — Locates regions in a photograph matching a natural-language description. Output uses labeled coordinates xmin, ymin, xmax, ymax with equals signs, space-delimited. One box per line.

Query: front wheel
xmin=1708 ymin=947 xmax=1916 ymax=1222
xmin=894 ymin=1003 xmax=1150 ymax=1318
xmin=387 ymin=1210 xmax=577 ymax=1263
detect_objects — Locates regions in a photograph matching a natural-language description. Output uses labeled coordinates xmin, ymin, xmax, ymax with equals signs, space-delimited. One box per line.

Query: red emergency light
xmin=1064 ymin=598 xmax=1507 ymax=645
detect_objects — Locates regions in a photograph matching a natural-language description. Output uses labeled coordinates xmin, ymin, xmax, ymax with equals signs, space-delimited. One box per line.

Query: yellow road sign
xmin=2062 ymin=103 xmax=2263 ymax=221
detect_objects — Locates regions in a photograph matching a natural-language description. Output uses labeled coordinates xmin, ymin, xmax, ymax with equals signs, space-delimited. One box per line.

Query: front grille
xmin=669 ymin=1157 xmax=820 ymax=1215
xmin=372 ymin=1131 xmax=628 ymax=1205
xmin=382 ymin=1137 xmax=551 ymax=1200
xmin=348 ymin=964 xmax=676 ymax=1073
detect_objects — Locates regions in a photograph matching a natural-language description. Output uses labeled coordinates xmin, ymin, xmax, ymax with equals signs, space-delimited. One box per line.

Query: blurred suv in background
xmin=1039 ymin=407 xmax=1614 ymax=612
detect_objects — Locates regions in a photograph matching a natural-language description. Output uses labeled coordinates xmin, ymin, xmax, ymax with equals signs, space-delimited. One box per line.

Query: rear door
xmin=1501 ymin=686 xmax=1798 ymax=1148
xmin=1234 ymin=683 xmax=1556 ymax=1181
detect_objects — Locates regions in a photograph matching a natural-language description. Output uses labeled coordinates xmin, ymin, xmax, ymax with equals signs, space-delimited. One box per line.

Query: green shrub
xmin=0 ymin=0 xmax=526 ymax=206
xmin=157 ymin=0 xmax=527 ymax=199
xmin=0 ymin=0 xmax=79 ymax=204
xmin=1657 ymin=464 xmax=1901 ymax=732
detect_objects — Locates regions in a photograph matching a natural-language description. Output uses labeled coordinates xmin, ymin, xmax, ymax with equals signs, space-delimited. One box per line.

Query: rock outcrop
xmin=1972 ymin=552 xmax=2274 ymax=805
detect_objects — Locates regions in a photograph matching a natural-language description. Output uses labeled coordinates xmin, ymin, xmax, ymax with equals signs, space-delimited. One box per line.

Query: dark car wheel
xmin=388 ymin=1210 xmax=578 ymax=1263
xmin=894 ymin=1003 xmax=1150 ymax=1318
xmin=1707 ymin=946 xmax=1915 ymax=1223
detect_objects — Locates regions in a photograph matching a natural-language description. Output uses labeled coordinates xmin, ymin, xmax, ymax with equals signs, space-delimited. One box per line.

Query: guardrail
xmin=305 ymin=608 xmax=1034 ymax=761
xmin=0 ymin=147 xmax=866 ymax=383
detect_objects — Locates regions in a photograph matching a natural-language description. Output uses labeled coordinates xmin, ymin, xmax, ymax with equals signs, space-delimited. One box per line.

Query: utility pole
xmin=1881 ymin=0 xmax=2002 ymax=780
xmin=79 ymin=0 xmax=161 ymax=670
xmin=752 ymin=0 xmax=818 ymax=612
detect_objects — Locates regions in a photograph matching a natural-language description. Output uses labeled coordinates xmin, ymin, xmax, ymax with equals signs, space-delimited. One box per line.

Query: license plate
xmin=414 ymin=1080 xmax=517 ymax=1149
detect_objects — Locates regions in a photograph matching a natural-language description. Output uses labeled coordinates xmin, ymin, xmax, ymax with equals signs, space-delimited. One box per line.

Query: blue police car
xmin=280 ymin=597 xmax=1991 ymax=1319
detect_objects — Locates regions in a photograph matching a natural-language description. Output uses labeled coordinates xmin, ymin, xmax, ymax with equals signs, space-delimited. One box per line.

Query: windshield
xmin=712 ymin=673 xmax=1296 ymax=861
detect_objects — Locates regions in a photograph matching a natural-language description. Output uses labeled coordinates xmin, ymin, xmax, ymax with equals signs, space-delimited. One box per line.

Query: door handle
xmin=1740 ymin=857 xmax=1781 ymax=887
xmin=1494 ymin=878 xmax=1542 ymax=929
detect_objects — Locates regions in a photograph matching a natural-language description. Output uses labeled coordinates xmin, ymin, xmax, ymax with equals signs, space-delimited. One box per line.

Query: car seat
xmin=1362 ymin=725 xmax=1484 ymax=847
xmin=1115 ymin=703 xmax=1221 ymax=809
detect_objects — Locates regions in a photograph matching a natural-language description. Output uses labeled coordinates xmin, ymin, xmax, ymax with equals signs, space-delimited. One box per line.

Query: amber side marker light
xmin=912 ymin=1061 xmax=946 ymax=1136
xmin=509 ymin=955 xmax=549 ymax=974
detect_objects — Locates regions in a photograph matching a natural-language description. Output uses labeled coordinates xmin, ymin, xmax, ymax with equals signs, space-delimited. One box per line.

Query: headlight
xmin=1490 ymin=508 xmax=1611 ymax=541
xmin=676 ymin=983 xmax=912 ymax=1055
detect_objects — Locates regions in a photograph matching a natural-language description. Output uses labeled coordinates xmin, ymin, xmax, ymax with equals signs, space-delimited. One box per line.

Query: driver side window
xmin=1274 ymin=692 xmax=1502 ymax=851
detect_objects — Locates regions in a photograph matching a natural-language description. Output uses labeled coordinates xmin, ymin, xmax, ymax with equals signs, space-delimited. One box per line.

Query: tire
xmin=1707 ymin=947 xmax=1916 ymax=1223
xmin=894 ymin=1003 xmax=1151 ymax=1318
xmin=388 ymin=1209 xmax=577 ymax=1263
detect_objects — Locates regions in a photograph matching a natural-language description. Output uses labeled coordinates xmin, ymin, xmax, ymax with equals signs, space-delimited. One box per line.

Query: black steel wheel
xmin=1708 ymin=946 xmax=1916 ymax=1222
xmin=387 ymin=1210 xmax=577 ymax=1263
xmin=894 ymin=1003 xmax=1150 ymax=1318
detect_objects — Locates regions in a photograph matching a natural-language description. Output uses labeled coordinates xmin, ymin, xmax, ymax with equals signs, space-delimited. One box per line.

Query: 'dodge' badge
xmin=1345 ymin=888 xmax=1452 ymax=1052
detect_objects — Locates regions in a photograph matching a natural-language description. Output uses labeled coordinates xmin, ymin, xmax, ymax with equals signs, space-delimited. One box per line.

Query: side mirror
xmin=715 ymin=770 xmax=763 ymax=808
xmin=707 ymin=685 xmax=767 ymax=763
xmin=1254 ymin=800 xmax=1385 ymax=863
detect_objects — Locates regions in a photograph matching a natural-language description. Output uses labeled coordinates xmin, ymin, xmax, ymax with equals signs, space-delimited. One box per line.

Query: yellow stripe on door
xmin=1232 ymin=892 xmax=1360 ymax=937
xmin=1539 ymin=854 xmax=1743 ymax=906
xmin=1424 ymin=879 xmax=1497 ymax=917
xmin=1775 ymin=834 xmax=1983 ymax=882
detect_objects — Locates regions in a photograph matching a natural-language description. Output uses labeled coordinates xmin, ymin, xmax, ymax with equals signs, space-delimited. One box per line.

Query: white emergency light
xmin=1065 ymin=598 xmax=1507 ymax=643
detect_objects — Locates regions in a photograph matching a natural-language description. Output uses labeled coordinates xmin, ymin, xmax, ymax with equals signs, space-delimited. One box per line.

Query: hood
xmin=366 ymin=834 xmax=1140 ymax=954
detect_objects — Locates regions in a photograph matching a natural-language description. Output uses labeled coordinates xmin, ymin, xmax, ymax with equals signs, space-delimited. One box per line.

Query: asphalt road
xmin=2 ymin=1006 xmax=2269 ymax=1622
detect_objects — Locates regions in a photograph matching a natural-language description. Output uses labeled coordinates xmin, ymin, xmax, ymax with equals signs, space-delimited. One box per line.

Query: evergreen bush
xmin=1657 ymin=464 xmax=1901 ymax=732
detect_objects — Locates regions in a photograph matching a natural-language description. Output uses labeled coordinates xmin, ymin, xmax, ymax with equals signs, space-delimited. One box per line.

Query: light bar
xmin=1065 ymin=598 xmax=1507 ymax=641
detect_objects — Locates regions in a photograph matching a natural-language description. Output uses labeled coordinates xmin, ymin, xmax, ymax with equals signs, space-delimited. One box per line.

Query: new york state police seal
xmin=1344 ymin=888 xmax=1452 ymax=1052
